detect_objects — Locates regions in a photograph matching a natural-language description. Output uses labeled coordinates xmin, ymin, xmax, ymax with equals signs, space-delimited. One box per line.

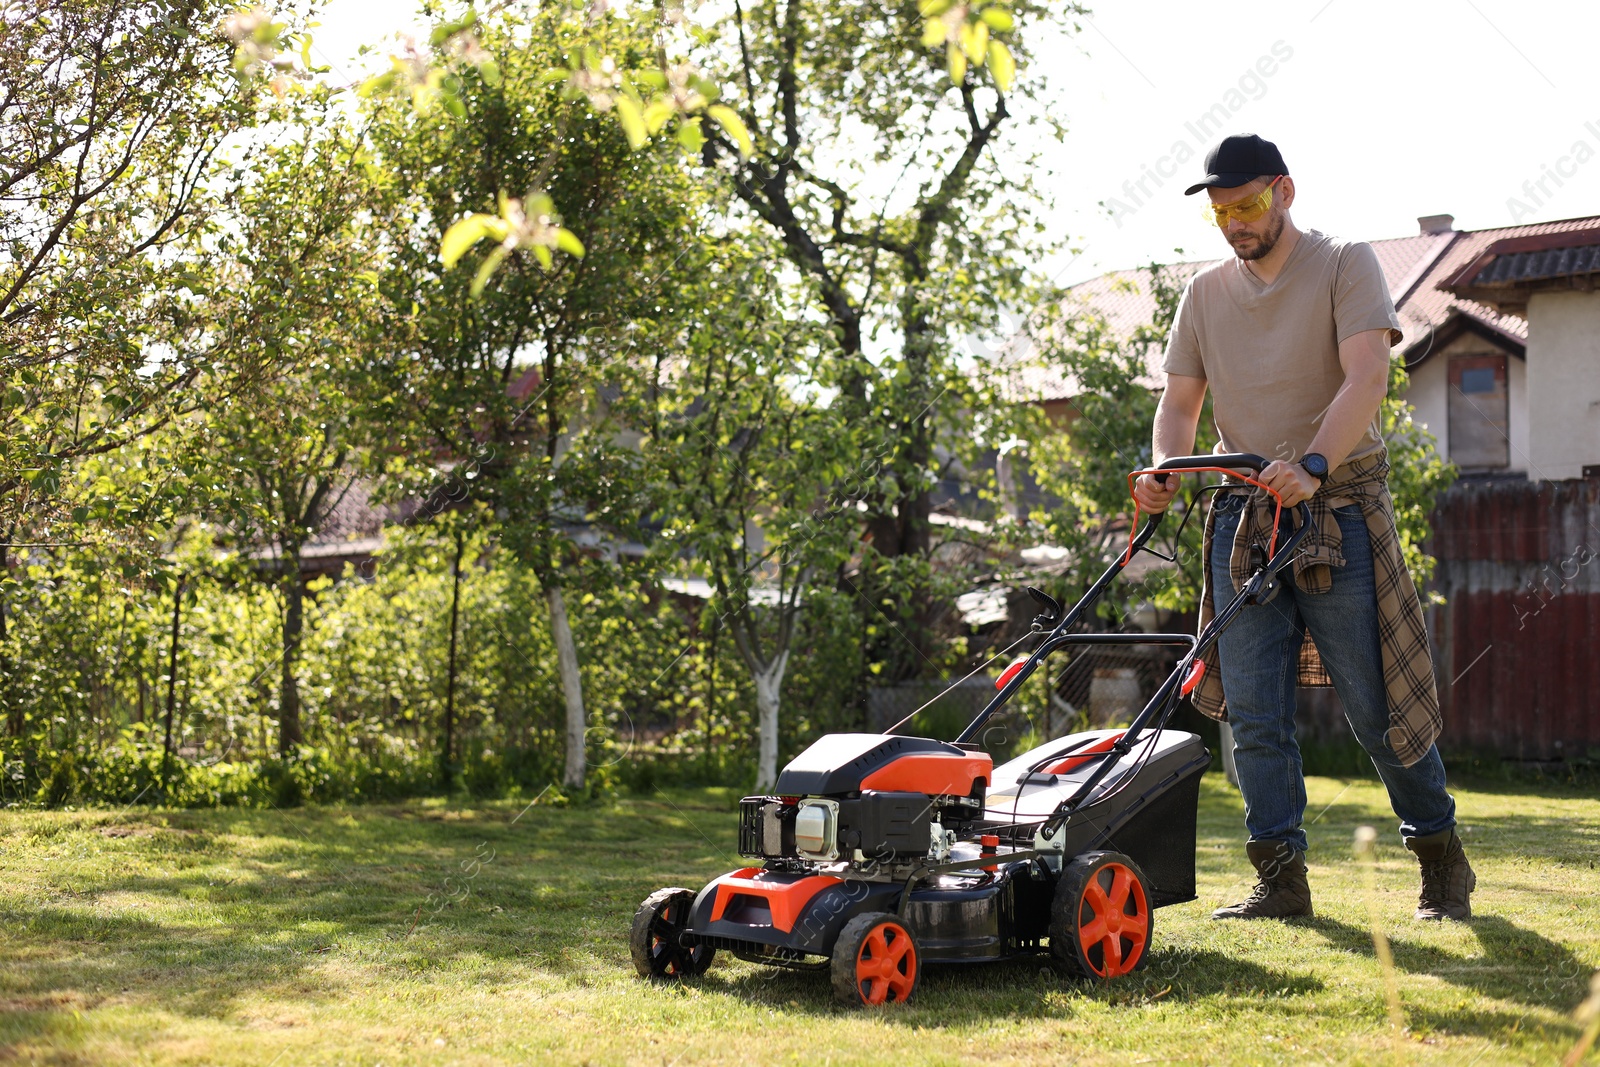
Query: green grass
xmin=2 ymin=774 xmax=1597 ymax=1065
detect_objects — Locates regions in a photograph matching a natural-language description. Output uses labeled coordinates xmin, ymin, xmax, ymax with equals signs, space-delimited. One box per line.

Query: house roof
xmin=1006 ymin=213 xmax=1600 ymax=401
xmin=259 ymin=368 xmax=549 ymax=576
xmin=1469 ymin=238 xmax=1600 ymax=286
xmin=1000 ymin=264 xmax=1208 ymax=402
xmin=1435 ymin=226 xmax=1600 ymax=314
xmin=1397 ymin=216 xmax=1600 ymax=361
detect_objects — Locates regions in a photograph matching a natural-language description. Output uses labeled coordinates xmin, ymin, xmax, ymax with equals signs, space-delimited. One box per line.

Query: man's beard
xmin=1230 ymin=211 xmax=1285 ymax=261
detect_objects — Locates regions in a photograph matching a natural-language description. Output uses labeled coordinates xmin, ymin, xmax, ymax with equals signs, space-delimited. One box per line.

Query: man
xmin=1131 ymin=133 xmax=1475 ymax=921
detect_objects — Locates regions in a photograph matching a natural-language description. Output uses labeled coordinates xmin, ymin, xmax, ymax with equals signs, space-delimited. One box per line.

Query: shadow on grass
xmin=1441 ymin=768 xmax=1600 ymax=798
xmin=1306 ymin=914 xmax=1593 ymax=1011
xmin=697 ymin=946 xmax=1325 ymax=1022
xmin=0 ymin=897 xmax=362 ymax=1022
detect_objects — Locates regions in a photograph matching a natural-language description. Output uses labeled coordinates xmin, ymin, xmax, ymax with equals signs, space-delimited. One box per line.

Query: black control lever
xmin=1027 ymin=586 xmax=1062 ymax=631
xmin=1145 ymin=470 xmax=1184 ymax=563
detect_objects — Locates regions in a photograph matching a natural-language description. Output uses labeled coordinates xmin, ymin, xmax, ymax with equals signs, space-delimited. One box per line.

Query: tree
xmin=0 ymin=1 xmax=345 ymax=750
xmin=360 ymin=6 xmax=705 ymax=791
xmin=1379 ymin=361 xmax=1458 ymax=599
xmin=202 ymin=109 xmax=379 ymax=755
xmin=681 ymin=0 xmax=1078 ymax=681
xmin=647 ymin=245 xmax=861 ymax=788
xmin=0 ymin=0 xmax=296 ymax=524
xmin=210 ymin=382 xmax=362 ymax=755
xmin=1025 ymin=263 xmax=1211 ymax=622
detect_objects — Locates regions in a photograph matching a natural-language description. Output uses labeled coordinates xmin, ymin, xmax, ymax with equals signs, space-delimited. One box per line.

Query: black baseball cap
xmin=1183 ymin=134 xmax=1289 ymax=195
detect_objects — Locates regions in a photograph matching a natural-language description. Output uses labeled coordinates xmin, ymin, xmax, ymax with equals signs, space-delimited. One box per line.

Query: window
xmin=1448 ymin=353 xmax=1509 ymax=469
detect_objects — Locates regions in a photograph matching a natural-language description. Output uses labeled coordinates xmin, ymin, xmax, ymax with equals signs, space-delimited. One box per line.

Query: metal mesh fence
xmin=1050 ymin=643 xmax=1177 ymax=730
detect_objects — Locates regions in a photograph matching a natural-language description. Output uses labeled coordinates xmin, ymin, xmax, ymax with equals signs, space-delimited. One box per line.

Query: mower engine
xmin=739 ymin=733 xmax=990 ymax=866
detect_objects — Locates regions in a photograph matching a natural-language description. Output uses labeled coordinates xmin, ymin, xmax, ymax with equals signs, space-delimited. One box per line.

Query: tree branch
xmin=732 ymin=0 xmax=762 ymax=139
xmin=912 ymin=88 xmax=1008 ymax=266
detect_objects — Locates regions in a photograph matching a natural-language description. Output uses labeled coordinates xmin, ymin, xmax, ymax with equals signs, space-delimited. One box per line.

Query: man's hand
xmin=1133 ymin=471 xmax=1180 ymax=514
xmin=1260 ymin=460 xmax=1319 ymax=508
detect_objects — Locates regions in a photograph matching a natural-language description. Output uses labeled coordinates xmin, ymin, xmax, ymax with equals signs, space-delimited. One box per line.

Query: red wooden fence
xmin=1427 ymin=476 xmax=1600 ymax=762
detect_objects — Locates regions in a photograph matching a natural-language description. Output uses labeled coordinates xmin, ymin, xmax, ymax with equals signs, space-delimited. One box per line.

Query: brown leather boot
xmin=1211 ymin=840 xmax=1314 ymax=920
xmin=1405 ymin=828 xmax=1475 ymax=920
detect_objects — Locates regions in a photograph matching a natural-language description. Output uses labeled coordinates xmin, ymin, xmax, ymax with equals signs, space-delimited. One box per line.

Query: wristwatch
xmin=1299 ymin=452 xmax=1329 ymax=486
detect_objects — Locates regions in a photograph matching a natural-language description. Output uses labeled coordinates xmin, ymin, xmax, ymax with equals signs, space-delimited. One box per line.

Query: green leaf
xmin=525 ymin=193 xmax=558 ymax=221
xmin=979 ymin=7 xmax=1015 ymax=32
xmin=676 ymin=116 xmax=705 ymax=152
xmin=478 ymin=58 xmax=501 ymax=87
xmin=643 ymin=99 xmax=675 ymax=135
xmin=614 ymin=95 xmax=647 ymax=149
xmin=921 ymin=19 xmax=948 ymax=46
xmin=707 ymin=105 xmax=753 ymax=156
xmin=961 ymin=20 xmax=990 ymax=63
xmin=690 ymin=75 xmax=721 ymax=102
xmin=430 ymin=9 xmax=477 ymax=47
xmin=947 ymin=41 xmax=968 ymax=83
xmin=358 ymin=71 xmax=397 ymax=98
xmin=441 ymin=88 xmax=467 ymax=120
xmin=532 ymin=245 xmax=553 ymax=269
xmin=555 ymin=229 xmax=586 ymax=258
xmin=989 ymin=40 xmax=1015 ymax=91
xmin=470 ymin=245 xmax=508 ymax=296
xmin=919 ymin=0 xmax=954 ymax=15
xmin=441 ymin=214 xmax=494 ymax=268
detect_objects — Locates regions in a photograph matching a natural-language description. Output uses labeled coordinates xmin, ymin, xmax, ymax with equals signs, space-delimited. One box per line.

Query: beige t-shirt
xmin=1162 ymin=229 xmax=1402 ymax=464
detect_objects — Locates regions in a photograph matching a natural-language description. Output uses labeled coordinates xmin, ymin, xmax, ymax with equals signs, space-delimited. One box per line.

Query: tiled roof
xmin=1374 ymin=233 xmax=1451 ymax=300
xmin=305 ymin=480 xmax=394 ymax=550
xmin=999 ymin=263 xmax=1209 ymax=402
xmin=1471 ymin=242 xmax=1600 ymax=285
xmin=1395 ymin=216 xmax=1600 ymax=356
xmin=1006 ymin=214 xmax=1600 ymax=401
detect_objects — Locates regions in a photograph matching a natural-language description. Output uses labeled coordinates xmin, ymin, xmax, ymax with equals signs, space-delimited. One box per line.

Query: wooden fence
xmin=1296 ymin=476 xmax=1600 ymax=764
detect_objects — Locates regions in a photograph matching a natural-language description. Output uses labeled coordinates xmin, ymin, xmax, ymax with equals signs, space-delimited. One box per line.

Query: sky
xmin=306 ymin=0 xmax=1600 ymax=288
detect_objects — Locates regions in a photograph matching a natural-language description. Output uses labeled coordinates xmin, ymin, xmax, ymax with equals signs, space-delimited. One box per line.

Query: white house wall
xmin=1509 ymin=353 xmax=1529 ymax=475
xmin=1402 ymin=354 xmax=1450 ymax=460
xmin=1399 ymin=334 xmax=1528 ymax=476
xmin=1525 ymin=290 xmax=1600 ymax=482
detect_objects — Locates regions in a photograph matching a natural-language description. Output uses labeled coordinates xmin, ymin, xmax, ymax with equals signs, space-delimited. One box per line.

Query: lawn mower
xmin=631 ymin=454 xmax=1312 ymax=1006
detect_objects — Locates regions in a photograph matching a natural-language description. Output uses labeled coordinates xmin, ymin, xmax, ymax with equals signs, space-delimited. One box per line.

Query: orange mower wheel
xmin=1049 ymin=851 xmax=1153 ymax=980
xmin=830 ymin=912 xmax=921 ymax=1006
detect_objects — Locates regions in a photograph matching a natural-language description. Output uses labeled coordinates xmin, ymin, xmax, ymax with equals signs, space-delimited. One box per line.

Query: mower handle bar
xmin=952 ymin=452 xmax=1311 ymax=747
xmin=1149 ymin=451 xmax=1272 ymax=481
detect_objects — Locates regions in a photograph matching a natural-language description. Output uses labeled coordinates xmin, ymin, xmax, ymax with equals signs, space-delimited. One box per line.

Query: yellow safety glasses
xmin=1202 ymin=175 xmax=1283 ymax=227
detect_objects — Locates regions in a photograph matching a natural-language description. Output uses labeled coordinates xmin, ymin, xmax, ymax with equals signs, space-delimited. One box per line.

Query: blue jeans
xmin=1209 ymin=494 xmax=1455 ymax=854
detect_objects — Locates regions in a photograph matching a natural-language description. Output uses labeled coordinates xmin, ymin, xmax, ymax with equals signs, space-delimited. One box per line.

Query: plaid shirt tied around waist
xmin=1190 ymin=447 xmax=1443 ymax=767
